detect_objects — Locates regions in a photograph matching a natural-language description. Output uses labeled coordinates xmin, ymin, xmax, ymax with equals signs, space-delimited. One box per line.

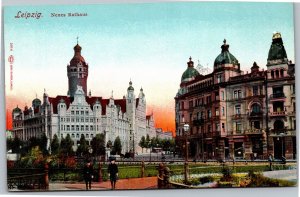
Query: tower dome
xmin=70 ymin=43 xmax=87 ymax=66
xmin=127 ymin=80 xmax=134 ymax=91
xmin=181 ymin=57 xmax=200 ymax=82
xmin=267 ymin=32 xmax=288 ymax=64
xmin=214 ymin=39 xmax=239 ymax=68
xmin=12 ymin=106 xmax=21 ymax=114
xmin=32 ymin=98 xmax=41 ymax=109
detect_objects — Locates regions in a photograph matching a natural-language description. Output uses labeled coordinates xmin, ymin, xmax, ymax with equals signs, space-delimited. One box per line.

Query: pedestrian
xmin=108 ymin=158 xmax=119 ymax=190
xmin=83 ymin=160 xmax=94 ymax=190
xmin=268 ymin=154 xmax=273 ymax=171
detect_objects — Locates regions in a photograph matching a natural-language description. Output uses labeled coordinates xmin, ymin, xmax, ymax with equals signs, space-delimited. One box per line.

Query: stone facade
xmin=12 ymin=43 xmax=156 ymax=154
xmin=175 ymin=33 xmax=296 ymax=160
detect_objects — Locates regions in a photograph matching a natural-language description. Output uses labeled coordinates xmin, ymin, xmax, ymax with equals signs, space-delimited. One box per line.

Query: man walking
xmin=83 ymin=160 xmax=94 ymax=190
xmin=108 ymin=158 xmax=119 ymax=190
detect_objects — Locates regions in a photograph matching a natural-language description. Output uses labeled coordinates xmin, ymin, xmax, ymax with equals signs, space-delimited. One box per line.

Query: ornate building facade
xmin=12 ymin=43 xmax=156 ymax=154
xmin=175 ymin=32 xmax=296 ymax=160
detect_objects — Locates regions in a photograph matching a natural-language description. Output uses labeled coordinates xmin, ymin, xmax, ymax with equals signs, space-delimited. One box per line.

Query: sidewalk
xmin=49 ymin=177 xmax=158 ymax=191
xmin=263 ymin=169 xmax=297 ymax=182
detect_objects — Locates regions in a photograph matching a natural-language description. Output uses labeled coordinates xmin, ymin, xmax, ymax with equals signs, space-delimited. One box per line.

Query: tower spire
xmin=76 ymin=36 xmax=79 ymax=44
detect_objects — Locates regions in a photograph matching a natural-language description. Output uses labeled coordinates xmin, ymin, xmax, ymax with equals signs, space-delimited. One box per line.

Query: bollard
xmin=98 ymin=162 xmax=103 ymax=182
xmin=163 ymin=166 xmax=170 ymax=189
xmin=158 ymin=163 xmax=165 ymax=188
xmin=141 ymin=161 xmax=145 ymax=178
xmin=44 ymin=163 xmax=49 ymax=190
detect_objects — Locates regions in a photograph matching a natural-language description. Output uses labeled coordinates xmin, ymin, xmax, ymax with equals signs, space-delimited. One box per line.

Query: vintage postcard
xmin=4 ymin=2 xmax=296 ymax=191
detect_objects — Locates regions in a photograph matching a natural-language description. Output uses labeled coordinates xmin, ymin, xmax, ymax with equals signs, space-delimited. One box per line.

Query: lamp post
xmin=183 ymin=123 xmax=190 ymax=183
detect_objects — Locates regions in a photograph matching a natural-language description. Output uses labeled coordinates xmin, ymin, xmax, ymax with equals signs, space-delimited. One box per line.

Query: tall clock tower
xmin=67 ymin=42 xmax=89 ymax=97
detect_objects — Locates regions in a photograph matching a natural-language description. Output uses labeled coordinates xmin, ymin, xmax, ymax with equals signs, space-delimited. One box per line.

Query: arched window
xmin=280 ymin=69 xmax=284 ymax=77
xmin=275 ymin=70 xmax=279 ymax=78
xmin=271 ymin=70 xmax=274 ymax=78
xmin=251 ymin=103 xmax=261 ymax=113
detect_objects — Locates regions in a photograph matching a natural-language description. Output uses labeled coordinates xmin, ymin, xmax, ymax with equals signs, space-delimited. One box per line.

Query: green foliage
xmin=60 ymin=134 xmax=74 ymax=156
xmin=220 ymin=166 xmax=233 ymax=181
xmin=51 ymin=134 xmax=60 ymax=155
xmin=139 ymin=136 xmax=146 ymax=152
xmin=77 ymin=134 xmax=88 ymax=156
xmin=106 ymin=140 xmax=112 ymax=149
xmin=145 ymin=134 xmax=151 ymax=148
xmin=40 ymin=133 xmax=48 ymax=155
xmin=91 ymin=133 xmax=105 ymax=156
xmin=199 ymin=176 xmax=215 ymax=184
xmin=112 ymin=136 xmax=122 ymax=155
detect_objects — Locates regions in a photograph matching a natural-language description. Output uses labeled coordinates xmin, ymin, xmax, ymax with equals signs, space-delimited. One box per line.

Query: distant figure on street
xmin=108 ymin=158 xmax=119 ymax=190
xmin=268 ymin=154 xmax=273 ymax=171
xmin=83 ymin=160 xmax=94 ymax=190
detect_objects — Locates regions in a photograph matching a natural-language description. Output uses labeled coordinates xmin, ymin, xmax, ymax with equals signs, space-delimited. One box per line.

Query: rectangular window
xmin=81 ymin=125 xmax=84 ymax=131
xmin=253 ymin=121 xmax=260 ymax=129
xmin=86 ymin=125 xmax=89 ymax=131
xmin=221 ymin=91 xmax=225 ymax=100
xmin=253 ymin=86 xmax=258 ymax=96
xmin=236 ymin=122 xmax=242 ymax=133
xmin=76 ymin=125 xmax=79 ymax=131
xmin=71 ymin=125 xmax=75 ymax=131
xmin=67 ymin=125 xmax=70 ymax=131
xmin=90 ymin=126 xmax=93 ymax=131
xmin=207 ymin=110 xmax=211 ymax=118
xmin=76 ymin=111 xmax=79 ymax=115
xmin=222 ymin=107 xmax=225 ymax=116
xmin=71 ymin=111 xmax=74 ymax=115
xmin=207 ymin=125 xmax=211 ymax=133
xmin=215 ymin=107 xmax=219 ymax=116
xmin=235 ymin=105 xmax=241 ymax=115
xmin=216 ymin=123 xmax=220 ymax=132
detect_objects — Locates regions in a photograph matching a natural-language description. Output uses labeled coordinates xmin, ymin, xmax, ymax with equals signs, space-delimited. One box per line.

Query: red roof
xmin=48 ymin=96 xmax=72 ymax=114
xmin=115 ymin=99 xmax=127 ymax=114
xmin=48 ymin=95 xmax=128 ymax=115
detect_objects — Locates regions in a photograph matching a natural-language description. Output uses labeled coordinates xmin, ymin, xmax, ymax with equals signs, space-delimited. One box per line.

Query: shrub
xmin=199 ymin=176 xmax=215 ymax=184
xmin=220 ymin=166 xmax=233 ymax=181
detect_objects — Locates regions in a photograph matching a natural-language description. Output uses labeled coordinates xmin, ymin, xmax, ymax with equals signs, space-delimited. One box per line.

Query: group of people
xmin=83 ymin=158 xmax=119 ymax=190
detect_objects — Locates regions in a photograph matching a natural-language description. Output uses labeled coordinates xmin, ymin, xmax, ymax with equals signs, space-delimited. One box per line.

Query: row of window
xmin=62 ymin=133 xmax=94 ymax=139
xmin=60 ymin=117 xmax=99 ymax=123
xmin=60 ymin=124 xmax=98 ymax=131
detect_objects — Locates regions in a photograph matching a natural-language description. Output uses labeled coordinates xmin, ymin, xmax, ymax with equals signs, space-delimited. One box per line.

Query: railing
xmin=7 ymin=173 xmax=47 ymax=190
xmin=244 ymin=129 xmax=263 ymax=135
xmin=249 ymin=111 xmax=263 ymax=117
xmin=270 ymin=93 xmax=285 ymax=99
xmin=193 ymin=119 xmax=205 ymax=126
xmin=270 ymin=111 xmax=286 ymax=116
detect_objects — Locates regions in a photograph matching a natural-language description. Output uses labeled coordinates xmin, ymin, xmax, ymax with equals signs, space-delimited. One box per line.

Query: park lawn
xmin=49 ymin=163 xmax=295 ymax=182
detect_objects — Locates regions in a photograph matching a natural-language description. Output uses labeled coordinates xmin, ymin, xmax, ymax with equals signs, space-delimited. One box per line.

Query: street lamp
xmin=183 ymin=123 xmax=190 ymax=183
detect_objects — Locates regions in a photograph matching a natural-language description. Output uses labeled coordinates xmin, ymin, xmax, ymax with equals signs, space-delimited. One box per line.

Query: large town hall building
xmin=12 ymin=43 xmax=156 ymax=154
xmin=175 ymin=32 xmax=296 ymax=160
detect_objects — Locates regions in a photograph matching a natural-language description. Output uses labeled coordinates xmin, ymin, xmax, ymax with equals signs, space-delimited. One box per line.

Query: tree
xmin=50 ymin=134 xmax=60 ymax=155
xmin=107 ymin=140 xmax=113 ymax=149
xmin=39 ymin=133 xmax=48 ymax=155
xmin=11 ymin=136 xmax=22 ymax=154
xmin=60 ymin=134 xmax=74 ymax=156
xmin=28 ymin=137 xmax=39 ymax=150
xmin=77 ymin=134 xmax=88 ymax=156
xmin=139 ymin=136 xmax=146 ymax=153
xmin=112 ymin=136 xmax=122 ymax=155
xmin=91 ymin=133 xmax=106 ymax=156
xmin=145 ymin=134 xmax=151 ymax=149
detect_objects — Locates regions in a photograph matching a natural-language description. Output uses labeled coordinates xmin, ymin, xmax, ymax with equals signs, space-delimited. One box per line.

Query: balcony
xmin=232 ymin=114 xmax=243 ymax=119
xmin=270 ymin=111 xmax=286 ymax=117
xmin=244 ymin=129 xmax=263 ymax=135
xmin=248 ymin=111 xmax=263 ymax=118
xmin=193 ymin=119 xmax=205 ymax=126
xmin=269 ymin=93 xmax=285 ymax=101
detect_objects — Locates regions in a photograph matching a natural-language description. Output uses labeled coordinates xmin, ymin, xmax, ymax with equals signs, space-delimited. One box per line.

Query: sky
xmin=4 ymin=2 xmax=294 ymax=133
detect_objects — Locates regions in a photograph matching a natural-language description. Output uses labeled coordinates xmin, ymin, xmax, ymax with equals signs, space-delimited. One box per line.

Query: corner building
xmin=175 ymin=33 xmax=296 ymax=160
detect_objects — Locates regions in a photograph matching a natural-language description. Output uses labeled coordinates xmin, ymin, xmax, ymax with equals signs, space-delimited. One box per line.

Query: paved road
xmin=263 ymin=169 xmax=297 ymax=181
xmin=49 ymin=177 xmax=157 ymax=191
